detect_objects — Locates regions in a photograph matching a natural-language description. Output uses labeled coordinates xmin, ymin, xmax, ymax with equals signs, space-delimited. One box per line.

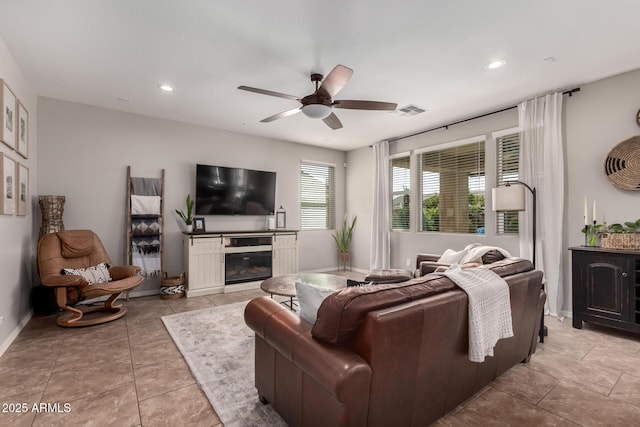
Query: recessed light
xmin=159 ymin=84 xmax=175 ymax=92
xmin=486 ymin=60 xmax=506 ymax=70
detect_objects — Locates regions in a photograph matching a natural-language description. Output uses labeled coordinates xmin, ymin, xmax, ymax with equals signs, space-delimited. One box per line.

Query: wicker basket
xmin=600 ymin=233 xmax=640 ymax=250
xmin=160 ymin=271 xmax=185 ymax=300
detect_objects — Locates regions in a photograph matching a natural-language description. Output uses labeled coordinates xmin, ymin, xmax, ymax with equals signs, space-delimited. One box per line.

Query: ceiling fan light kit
xmin=238 ymin=64 xmax=397 ymax=130
xmin=301 ymin=103 xmax=332 ymax=119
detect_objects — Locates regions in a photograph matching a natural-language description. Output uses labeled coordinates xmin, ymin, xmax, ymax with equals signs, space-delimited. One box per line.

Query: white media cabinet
xmin=183 ymin=230 xmax=298 ymax=297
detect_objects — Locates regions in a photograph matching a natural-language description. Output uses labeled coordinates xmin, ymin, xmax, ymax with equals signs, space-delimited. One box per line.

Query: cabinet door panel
xmin=272 ymin=235 xmax=298 ymax=276
xmin=586 ymin=262 xmax=625 ymax=319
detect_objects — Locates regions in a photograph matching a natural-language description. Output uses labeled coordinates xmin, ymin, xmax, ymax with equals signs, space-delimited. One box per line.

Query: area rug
xmin=161 ymin=301 xmax=287 ymax=427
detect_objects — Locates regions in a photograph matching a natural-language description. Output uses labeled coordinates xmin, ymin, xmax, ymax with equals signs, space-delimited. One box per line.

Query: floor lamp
xmin=492 ymin=181 xmax=547 ymax=343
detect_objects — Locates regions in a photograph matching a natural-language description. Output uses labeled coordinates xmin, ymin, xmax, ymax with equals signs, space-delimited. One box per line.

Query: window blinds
xmin=300 ymin=162 xmax=335 ymax=230
xmin=390 ymin=156 xmax=411 ymax=230
xmin=496 ymin=133 xmax=520 ymax=234
xmin=419 ymin=140 xmax=485 ymax=233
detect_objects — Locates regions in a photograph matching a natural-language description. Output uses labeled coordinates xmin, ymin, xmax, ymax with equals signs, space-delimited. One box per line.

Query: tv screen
xmin=195 ymin=164 xmax=276 ymax=215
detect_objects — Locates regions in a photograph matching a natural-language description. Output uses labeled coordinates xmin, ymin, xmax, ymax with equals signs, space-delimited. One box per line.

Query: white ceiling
xmin=1 ymin=1 xmax=640 ymax=151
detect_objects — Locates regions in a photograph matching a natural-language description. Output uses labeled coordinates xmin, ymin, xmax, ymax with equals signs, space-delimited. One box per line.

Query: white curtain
xmin=518 ymin=92 xmax=564 ymax=317
xmin=370 ymin=140 xmax=390 ymax=269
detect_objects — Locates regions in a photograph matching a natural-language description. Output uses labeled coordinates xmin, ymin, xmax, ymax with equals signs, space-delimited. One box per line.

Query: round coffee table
xmin=260 ymin=273 xmax=348 ymax=309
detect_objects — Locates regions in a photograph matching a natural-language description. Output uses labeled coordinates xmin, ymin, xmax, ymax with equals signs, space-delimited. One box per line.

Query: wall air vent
xmin=397 ymin=104 xmax=427 ymax=117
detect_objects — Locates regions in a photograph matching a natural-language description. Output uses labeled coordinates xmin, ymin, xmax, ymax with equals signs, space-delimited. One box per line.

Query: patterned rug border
xmin=161 ymin=300 xmax=286 ymax=427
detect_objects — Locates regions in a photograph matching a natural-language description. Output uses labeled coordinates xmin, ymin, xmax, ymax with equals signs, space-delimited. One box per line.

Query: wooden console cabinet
xmin=570 ymin=246 xmax=640 ymax=334
xmin=183 ymin=230 xmax=298 ymax=297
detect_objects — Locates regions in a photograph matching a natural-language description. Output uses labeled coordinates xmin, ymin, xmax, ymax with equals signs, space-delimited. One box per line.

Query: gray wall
xmin=37 ymin=97 xmax=347 ymax=294
xmin=0 ymin=38 xmax=38 ymax=352
xmin=563 ymin=68 xmax=640 ymax=316
xmin=346 ymin=68 xmax=640 ymax=316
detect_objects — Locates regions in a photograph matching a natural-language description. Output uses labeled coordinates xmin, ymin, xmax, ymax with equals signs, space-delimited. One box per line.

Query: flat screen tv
xmin=195 ymin=164 xmax=276 ymax=215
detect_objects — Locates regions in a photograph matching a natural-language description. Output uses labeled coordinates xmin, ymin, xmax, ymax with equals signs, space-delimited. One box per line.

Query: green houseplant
xmin=333 ymin=215 xmax=357 ymax=270
xmin=175 ymin=194 xmax=194 ymax=231
xmin=582 ymin=219 xmax=640 ymax=249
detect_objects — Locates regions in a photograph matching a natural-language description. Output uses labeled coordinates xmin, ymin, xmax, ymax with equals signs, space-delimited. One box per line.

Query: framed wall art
xmin=17 ymin=163 xmax=28 ymax=216
xmin=1 ymin=152 xmax=16 ymax=215
xmin=17 ymin=101 xmax=28 ymax=158
xmin=1 ymin=80 xmax=17 ymax=150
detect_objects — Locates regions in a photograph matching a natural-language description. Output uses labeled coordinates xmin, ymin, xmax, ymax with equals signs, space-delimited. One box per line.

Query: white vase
xmin=186 ymin=224 xmax=193 ymax=233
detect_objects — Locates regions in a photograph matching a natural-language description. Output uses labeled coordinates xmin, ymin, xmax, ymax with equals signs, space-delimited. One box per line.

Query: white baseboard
xmin=127 ymin=288 xmax=161 ymax=298
xmin=0 ymin=311 xmax=33 ymax=357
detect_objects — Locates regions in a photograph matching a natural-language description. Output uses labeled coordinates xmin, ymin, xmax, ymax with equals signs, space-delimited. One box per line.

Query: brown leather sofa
xmin=245 ymin=258 xmax=545 ymax=426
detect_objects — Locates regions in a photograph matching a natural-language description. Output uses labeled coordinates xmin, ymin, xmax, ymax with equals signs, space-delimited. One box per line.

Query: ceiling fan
xmin=238 ymin=64 xmax=397 ymax=130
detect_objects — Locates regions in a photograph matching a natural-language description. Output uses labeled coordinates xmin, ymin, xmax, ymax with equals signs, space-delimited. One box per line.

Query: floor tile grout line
xmin=125 ymin=316 xmax=144 ymax=427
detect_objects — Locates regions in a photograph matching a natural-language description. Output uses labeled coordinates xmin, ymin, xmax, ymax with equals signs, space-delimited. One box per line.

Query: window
xmin=300 ymin=161 xmax=335 ymax=230
xmin=496 ymin=132 xmax=520 ymax=234
xmin=418 ymin=138 xmax=485 ymax=234
xmin=390 ymin=155 xmax=410 ymax=230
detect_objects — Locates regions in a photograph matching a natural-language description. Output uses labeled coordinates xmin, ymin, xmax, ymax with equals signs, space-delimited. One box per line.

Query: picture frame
xmin=17 ymin=101 xmax=28 ymax=158
xmin=0 ymin=80 xmax=17 ymax=150
xmin=1 ymin=152 xmax=16 ymax=215
xmin=193 ymin=217 xmax=206 ymax=233
xmin=17 ymin=163 xmax=28 ymax=216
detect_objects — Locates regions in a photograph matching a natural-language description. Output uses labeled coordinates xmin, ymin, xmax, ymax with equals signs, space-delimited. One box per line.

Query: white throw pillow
xmin=438 ymin=248 xmax=467 ymax=264
xmin=295 ymin=279 xmax=335 ymax=324
xmin=62 ymin=262 xmax=112 ymax=285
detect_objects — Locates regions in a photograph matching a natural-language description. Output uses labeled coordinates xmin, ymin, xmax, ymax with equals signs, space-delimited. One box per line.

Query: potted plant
xmin=175 ymin=194 xmax=194 ymax=232
xmin=599 ymin=219 xmax=640 ymax=250
xmin=581 ymin=222 xmax=606 ymax=246
xmin=333 ymin=215 xmax=357 ymax=270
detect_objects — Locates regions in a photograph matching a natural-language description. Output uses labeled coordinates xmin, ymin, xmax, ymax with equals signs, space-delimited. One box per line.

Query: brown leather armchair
xmin=37 ymin=230 xmax=144 ymax=327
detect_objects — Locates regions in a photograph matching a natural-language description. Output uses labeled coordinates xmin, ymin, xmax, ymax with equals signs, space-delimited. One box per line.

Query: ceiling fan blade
xmin=322 ymin=112 xmax=343 ymax=130
xmin=238 ymin=85 xmax=300 ymax=102
xmin=333 ymin=100 xmax=398 ymax=111
xmin=317 ymin=65 xmax=353 ymax=98
xmin=260 ymin=107 xmax=302 ymax=123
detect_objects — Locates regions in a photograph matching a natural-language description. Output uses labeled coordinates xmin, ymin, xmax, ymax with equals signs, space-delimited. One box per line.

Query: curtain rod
xmin=385 ymin=87 xmax=580 ymax=144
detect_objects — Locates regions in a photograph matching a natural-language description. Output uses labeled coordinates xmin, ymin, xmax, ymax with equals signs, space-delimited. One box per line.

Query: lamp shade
xmin=301 ymin=104 xmax=332 ymax=119
xmin=492 ymin=185 xmax=525 ymax=211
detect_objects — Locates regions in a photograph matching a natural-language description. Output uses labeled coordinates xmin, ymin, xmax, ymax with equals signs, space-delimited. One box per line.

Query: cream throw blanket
xmin=440 ymin=266 xmax=513 ymax=362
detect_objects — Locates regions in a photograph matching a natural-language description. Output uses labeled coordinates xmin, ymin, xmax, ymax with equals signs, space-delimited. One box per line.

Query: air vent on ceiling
xmin=397 ymin=104 xmax=427 ymax=117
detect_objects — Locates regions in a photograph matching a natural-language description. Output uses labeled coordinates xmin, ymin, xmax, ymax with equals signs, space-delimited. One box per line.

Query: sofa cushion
xmin=438 ymin=248 xmax=467 ymax=264
xmin=313 ymin=275 xmax=458 ymax=347
xmin=312 ymin=258 xmax=534 ymax=348
xmin=295 ymin=280 xmax=336 ymax=324
xmin=482 ymin=249 xmax=506 ymax=264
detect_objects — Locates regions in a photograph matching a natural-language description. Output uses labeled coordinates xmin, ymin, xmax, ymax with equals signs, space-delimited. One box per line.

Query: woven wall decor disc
xmin=604 ymin=135 xmax=640 ymax=190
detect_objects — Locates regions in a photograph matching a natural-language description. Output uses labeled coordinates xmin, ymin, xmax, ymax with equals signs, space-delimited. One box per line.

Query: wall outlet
xmin=406 ymin=258 xmax=411 ymax=267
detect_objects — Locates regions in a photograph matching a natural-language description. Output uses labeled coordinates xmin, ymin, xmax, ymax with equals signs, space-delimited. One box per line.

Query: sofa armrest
xmin=245 ymin=297 xmax=372 ymax=402
xmin=417 ymin=261 xmax=451 ymax=276
xmin=41 ymin=273 xmax=84 ymax=287
xmin=109 ymin=265 xmax=141 ymax=280
xmin=415 ymin=253 xmax=440 ymax=269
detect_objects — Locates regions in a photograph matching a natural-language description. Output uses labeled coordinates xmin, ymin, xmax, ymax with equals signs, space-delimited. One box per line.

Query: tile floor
xmin=0 ymin=270 xmax=639 ymax=426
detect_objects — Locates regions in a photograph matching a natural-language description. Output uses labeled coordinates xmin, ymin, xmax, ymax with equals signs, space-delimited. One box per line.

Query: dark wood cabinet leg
xmin=572 ymin=316 xmax=583 ymax=329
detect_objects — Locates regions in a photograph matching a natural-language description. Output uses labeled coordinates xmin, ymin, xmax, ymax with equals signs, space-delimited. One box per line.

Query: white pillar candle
xmin=584 ymin=196 xmax=588 ymax=225
xmin=593 ymin=200 xmax=596 ymax=223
